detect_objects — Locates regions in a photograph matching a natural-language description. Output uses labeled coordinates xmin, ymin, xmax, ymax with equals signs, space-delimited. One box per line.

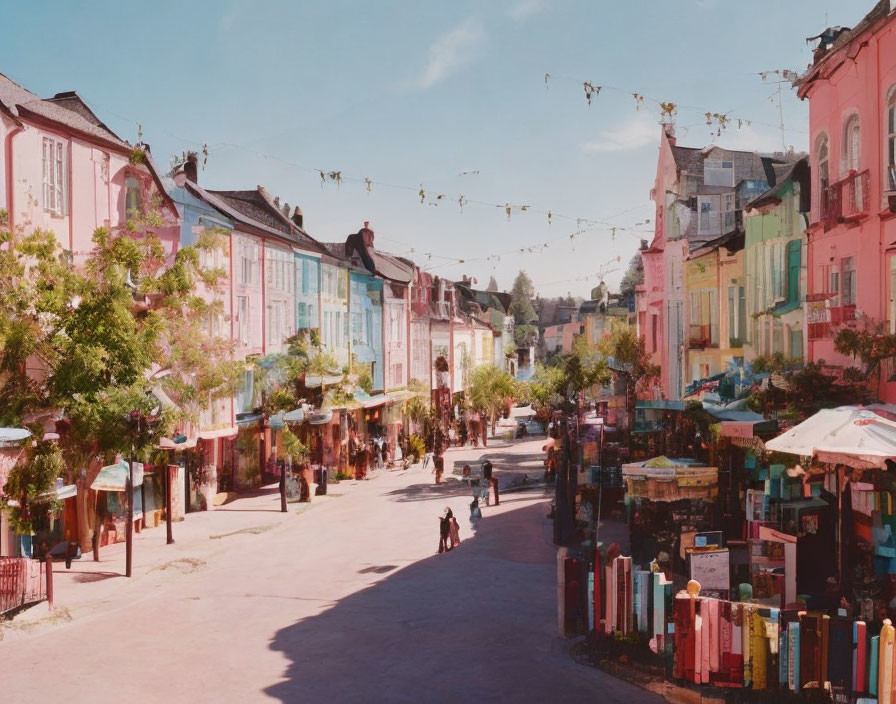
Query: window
xmin=237 ymin=296 xmax=249 ymax=345
xmin=789 ymin=326 xmax=803 ymax=359
xmin=125 ymin=176 xmax=141 ymax=216
xmin=817 ymin=134 xmax=830 ymax=216
xmin=239 ymin=240 xmax=258 ymax=285
xmin=889 ymin=256 xmax=896 ymax=333
xmin=844 ymin=114 xmax=861 ymax=172
xmin=727 ymin=285 xmax=746 ymax=346
xmin=888 ymin=90 xmax=896 ymax=190
xmin=42 ymin=137 xmax=66 ymax=214
xmin=704 ymin=158 xmax=734 ymax=187
xmin=842 ymin=257 xmax=857 ymax=306
xmin=845 ymin=114 xmax=864 ymax=211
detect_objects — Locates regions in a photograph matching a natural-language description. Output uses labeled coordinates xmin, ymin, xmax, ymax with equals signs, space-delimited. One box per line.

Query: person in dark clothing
xmin=438 ymin=508 xmax=452 ymax=553
xmin=482 ymin=459 xmax=493 ymax=482
xmin=490 ymin=477 xmax=500 ymax=506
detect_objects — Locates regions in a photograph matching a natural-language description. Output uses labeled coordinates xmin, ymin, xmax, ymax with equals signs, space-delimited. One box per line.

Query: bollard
xmin=45 ymin=554 xmax=54 ymax=610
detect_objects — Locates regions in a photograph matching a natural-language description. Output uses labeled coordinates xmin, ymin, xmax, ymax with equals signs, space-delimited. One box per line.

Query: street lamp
xmin=126 ymin=410 xmax=141 ymax=578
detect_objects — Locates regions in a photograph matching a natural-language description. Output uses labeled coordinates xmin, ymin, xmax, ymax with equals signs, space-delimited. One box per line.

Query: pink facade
xmin=0 ymin=80 xmax=179 ymax=261
xmin=542 ymin=321 xmax=579 ymax=355
xmin=642 ymin=125 xmax=686 ymax=400
xmin=799 ymin=3 xmax=896 ymax=402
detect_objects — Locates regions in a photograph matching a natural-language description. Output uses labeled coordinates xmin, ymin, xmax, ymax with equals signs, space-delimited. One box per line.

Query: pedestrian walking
xmin=469 ymin=496 xmax=482 ymax=529
xmin=449 ymin=515 xmax=462 ymax=548
xmin=438 ymin=508 xmax=451 ymax=553
xmin=482 ymin=459 xmax=493 ymax=482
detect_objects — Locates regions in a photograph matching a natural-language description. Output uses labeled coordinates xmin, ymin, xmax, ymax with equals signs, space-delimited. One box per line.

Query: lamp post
xmin=126 ymin=410 xmax=141 ymax=578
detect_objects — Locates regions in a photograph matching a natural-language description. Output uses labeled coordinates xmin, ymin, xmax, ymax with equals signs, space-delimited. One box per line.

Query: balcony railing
xmin=807 ymin=304 xmax=856 ymax=340
xmin=688 ymin=324 xmax=716 ymax=348
xmin=820 ymin=170 xmax=870 ymax=226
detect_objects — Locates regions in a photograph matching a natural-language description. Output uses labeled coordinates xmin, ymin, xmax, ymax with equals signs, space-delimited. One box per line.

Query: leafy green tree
xmin=468 ymin=364 xmax=517 ymax=435
xmin=0 ymin=203 xmax=242 ymax=547
xmin=509 ymin=270 xmax=538 ymax=346
xmin=618 ymin=253 xmax=644 ymax=302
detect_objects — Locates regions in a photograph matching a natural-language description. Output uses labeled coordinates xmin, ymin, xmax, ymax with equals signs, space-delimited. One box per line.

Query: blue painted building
xmin=295 ymin=252 xmax=321 ymax=333
xmin=349 ymin=271 xmax=384 ymax=392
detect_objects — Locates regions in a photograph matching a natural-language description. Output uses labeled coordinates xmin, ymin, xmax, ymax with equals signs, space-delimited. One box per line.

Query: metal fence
xmin=0 ymin=557 xmax=46 ymax=614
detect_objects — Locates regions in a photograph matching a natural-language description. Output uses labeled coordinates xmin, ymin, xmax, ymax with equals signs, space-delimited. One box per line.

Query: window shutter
xmin=787 ymin=240 xmax=801 ymax=305
xmin=42 ymin=139 xmax=50 ymax=208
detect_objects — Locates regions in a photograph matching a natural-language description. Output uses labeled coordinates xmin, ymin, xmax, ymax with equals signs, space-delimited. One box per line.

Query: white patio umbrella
xmin=765 ymin=406 xmax=896 ymax=469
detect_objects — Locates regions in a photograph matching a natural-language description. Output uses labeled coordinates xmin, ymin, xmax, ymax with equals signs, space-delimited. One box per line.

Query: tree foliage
xmin=467 ymin=364 xmax=516 ymax=418
xmin=0 ymin=206 xmax=242 ymax=538
xmin=618 ymin=254 xmax=644 ymax=302
xmin=509 ymin=270 xmax=538 ymax=346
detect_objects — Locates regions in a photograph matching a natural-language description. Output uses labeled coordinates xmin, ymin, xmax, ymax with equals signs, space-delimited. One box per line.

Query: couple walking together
xmin=438 ymin=507 xmax=461 ymax=553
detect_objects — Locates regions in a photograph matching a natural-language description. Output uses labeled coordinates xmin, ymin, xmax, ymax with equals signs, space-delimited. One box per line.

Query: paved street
xmin=1 ymin=437 xmax=659 ymax=704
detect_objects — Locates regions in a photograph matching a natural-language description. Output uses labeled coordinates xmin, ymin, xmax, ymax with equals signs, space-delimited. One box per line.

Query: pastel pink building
xmin=797 ymin=1 xmax=896 ymax=402
xmin=0 ymin=74 xmax=179 ymax=261
xmin=542 ymin=320 xmax=580 ymax=355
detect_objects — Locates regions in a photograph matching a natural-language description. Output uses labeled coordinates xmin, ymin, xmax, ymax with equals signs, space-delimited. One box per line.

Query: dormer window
xmin=704 ymin=158 xmax=734 ymax=187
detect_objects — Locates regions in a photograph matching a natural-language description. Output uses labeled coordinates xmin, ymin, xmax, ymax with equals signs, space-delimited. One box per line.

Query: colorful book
xmin=870 ymin=634 xmax=880 ymax=696
xmin=854 ymin=621 xmax=866 ymax=693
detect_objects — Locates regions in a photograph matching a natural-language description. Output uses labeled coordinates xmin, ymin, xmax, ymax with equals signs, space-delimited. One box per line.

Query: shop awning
xmin=765 ymin=406 xmax=896 ymax=469
xmin=0 ymin=428 xmax=31 ymax=446
xmin=360 ymin=393 xmax=388 ymax=409
xmin=706 ymin=408 xmax=778 ymax=437
xmin=157 ymin=436 xmax=198 ymax=450
xmin=198 ymin=426 xmax=238 ymax=440
xmin=91 ymin=461 xmax=144 ymax=492
xmin=39 ymin=480 xmax=77 ymax=501
xmin=304 ymin=374 xmax=345 ymax=388
xmin=236 ymin=412 xmax=262 ymax=426
xmin=384 ymin=390 xmax=425 ymax=403
xmin=308 ymin=410 xmax=333 ymax=425
xmin=282 ymin=408 xmax=306 ymax=423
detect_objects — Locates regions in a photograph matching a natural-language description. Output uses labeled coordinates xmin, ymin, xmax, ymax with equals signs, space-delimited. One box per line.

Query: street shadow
xmin=384 ymin=480 xmax=474 ymax=503
xmin=262 ymin=496 xmax=645 ymax=704
xmin=70 ymin=571 xmax=121 ymax=583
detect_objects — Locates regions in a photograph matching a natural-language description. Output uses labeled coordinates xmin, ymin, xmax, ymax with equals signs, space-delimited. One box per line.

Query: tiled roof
xmin=0 ymin=73 xmax=129 ymax=150
xmin=205 ymin=187 xmax=325 ymax=253
xmin=322 ymin=241 xmax=414 ymax=283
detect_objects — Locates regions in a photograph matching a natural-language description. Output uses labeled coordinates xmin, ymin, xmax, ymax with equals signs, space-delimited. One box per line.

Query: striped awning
xmin=91 ymin=461 xmax=144 ymax=492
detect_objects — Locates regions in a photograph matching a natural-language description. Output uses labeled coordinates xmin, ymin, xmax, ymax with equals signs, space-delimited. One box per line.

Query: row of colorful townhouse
xmin=0 ymin=72 xmax=515 ymax=556
xmin=637 ymin=3 xmax=896 ymax=405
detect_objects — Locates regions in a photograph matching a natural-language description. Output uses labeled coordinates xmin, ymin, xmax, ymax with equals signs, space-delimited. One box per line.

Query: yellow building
xmin=684 ymin=236 xmax=745 ymax=392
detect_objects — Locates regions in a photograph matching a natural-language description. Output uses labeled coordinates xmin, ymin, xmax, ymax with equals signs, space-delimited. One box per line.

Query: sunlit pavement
xmin=1 ymin=437 xmax=660 ymax=704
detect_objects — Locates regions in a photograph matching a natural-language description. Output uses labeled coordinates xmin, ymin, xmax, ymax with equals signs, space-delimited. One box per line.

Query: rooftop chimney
xmin=184 ymin=153 xmax=198 ymax=184
xmin=360 ymin=220 xmax=374 ymax=248
xmin=291 ymin=206 xmax=303 ymax=229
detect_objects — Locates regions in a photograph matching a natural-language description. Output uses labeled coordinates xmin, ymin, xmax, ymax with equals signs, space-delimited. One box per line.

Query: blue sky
xmin=0 ymin=0 xmax=865 ymax=297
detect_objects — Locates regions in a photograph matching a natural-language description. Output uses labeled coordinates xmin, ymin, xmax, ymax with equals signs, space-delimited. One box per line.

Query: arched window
xmin=844 ymin=114 xmax=861 ymax=172
xmin=816 ymin=134 xmax=830 ymax=218
xmin=844 ymin=114 xmax=862 ymax=210
xmin=125 ymin=176 xmax=141 ymax=216
xmin=886 ymin=88 xmax=896 ymax=190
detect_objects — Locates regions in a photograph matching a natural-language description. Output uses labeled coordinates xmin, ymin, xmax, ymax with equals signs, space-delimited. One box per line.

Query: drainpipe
xmin=4 ymin=123 xmax=24 ymax=231
xmin=67 ymin=139 xmax=73 ymax=254
xmin=260 ymin=238 xmax=266 ymax=355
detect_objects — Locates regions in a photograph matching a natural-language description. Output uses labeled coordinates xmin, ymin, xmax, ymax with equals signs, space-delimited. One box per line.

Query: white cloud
xmin=508 ymin=0 xmax=548 ymax=22
xmin=412 ymin=18 xmax=486 ymax=90
xmin=697 ymin=121 xmax=805 ymax=154
xmin=582 ymin=115 xmax=660 ymax=153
